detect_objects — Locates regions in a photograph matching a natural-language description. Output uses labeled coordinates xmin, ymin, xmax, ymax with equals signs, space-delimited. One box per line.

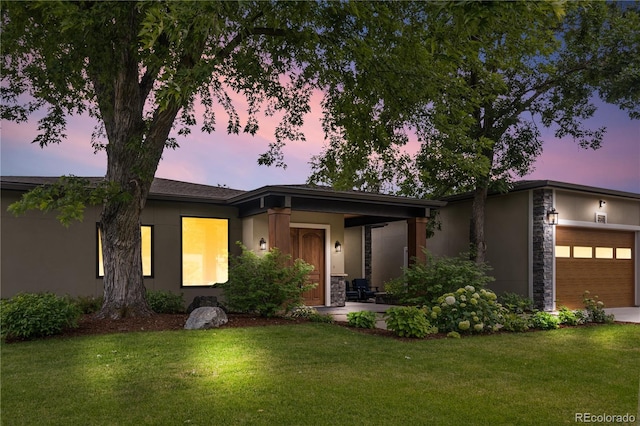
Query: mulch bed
xmin=8 ymin=312 xmax=634 ymax=343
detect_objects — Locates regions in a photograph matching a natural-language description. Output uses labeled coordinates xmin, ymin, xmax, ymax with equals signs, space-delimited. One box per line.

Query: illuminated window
xmin=98 ymin=225 xmax=153 ymax=277
xmin=573 ymin=246 xmax=593 ymax=259
xmin=555 ymin=246 xmax=571 ymax=258
xmin=616 ymin=248 xmax=632 ymax=260
xmin=182 ymin=217 xmax=228 ymax=286
xmin=595 ymin=247 xmax=614 ymax=259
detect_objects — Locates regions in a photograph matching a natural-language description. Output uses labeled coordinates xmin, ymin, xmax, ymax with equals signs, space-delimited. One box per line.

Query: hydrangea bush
xmin=425 ymin=286 xmax=505 ymax=334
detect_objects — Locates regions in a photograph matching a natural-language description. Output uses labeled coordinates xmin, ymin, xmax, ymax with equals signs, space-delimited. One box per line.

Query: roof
xmin=0 ymin=177 xmax=445 ymax=223
xmin=442 ymin=180 xmax=640 ymax=202
xmin=0 ymin=176 xmax=246 ymax=203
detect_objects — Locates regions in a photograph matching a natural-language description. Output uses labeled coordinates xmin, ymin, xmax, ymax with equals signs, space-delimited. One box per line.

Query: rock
xmin=184 ymin=307 xmax=228 ymax=330
xmin=187 ymin=296 xmax=219 ymax=314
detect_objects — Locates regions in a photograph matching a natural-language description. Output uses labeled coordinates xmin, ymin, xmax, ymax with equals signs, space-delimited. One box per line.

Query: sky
xmin=1 ymin=93 xmax=639 ymax=194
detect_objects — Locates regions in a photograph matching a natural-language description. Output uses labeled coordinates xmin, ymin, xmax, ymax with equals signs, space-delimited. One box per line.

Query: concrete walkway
xmin=316 ymin=302 xmax=391 ymax=329
xmin=315 ymin=303 xmax=640 ymax=328
xmin=605 ymin=307 xmax=640 ymax=323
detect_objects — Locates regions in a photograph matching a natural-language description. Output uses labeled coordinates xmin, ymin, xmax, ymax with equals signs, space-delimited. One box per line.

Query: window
xmin=182 ymin=217 xmax=228 ymax=286
xmin=573 ymin=246 xmax=593 ymax=259
xmin=616 ymin=248 xmax=632 ymax=260
xmin=595 ymin=247 xmax=614 ymax=259
xmin=98 ymin=225 xmax=153 ymax=277
xmin=555 ymin=246 xmax=571 ymax=258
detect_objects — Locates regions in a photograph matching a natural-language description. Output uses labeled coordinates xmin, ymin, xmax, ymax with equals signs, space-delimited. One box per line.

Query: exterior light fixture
xmin=599 ymin=200 xmax=606 ymax=208
xmin=259 ymin=237 xmax=267 ymax=251
xmin=335 ymin=240 xmax=342 ymax=253
xmin=547 ymin=208 xmax=559 ymax=225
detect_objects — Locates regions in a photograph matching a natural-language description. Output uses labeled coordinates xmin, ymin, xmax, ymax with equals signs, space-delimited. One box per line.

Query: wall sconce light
xmin=334 ymin=240 xmax=342 ymax=253
xmin=599 ymin=200 xmax=606 ymax=208
xmin=259 ymin=237 xmax=267 ymax=251
xmin=547 ymin=208 xmax=559 ymax=225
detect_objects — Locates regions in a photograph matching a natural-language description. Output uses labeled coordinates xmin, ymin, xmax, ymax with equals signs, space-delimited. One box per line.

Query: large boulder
xmin=184 ymin=307 xmax=228 ymax=330
xmin=187 ymin=295 xmax=220 ymax=314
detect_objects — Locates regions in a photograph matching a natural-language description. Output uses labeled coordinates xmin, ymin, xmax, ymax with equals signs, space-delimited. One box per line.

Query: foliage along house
xmin=1 ymin=177 xmax=638 ymax=310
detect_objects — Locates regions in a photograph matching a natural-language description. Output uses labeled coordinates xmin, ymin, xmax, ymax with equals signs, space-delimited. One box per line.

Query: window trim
xmin=180 ymin=215 xmax=230 ymax=288
xmin=96 ymin=224 xmax=154 ymax=278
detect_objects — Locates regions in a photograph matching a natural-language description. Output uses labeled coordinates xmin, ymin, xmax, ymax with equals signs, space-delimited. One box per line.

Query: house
xmin=0 ymin=176 xmax=444 ymax=307
xmin=2 ymin=177 xmax=638 ymax=310
xmin=427 ymin=181 xmax=640 ymax=310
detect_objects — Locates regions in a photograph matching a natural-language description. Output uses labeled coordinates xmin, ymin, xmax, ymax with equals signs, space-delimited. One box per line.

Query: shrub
xmin=499 ymin=292 xmax=534 ymax=314
xmin=557 ymin=306 xmax=585 ymax=326
xmin=582 ymin=291 xmax=615 ymax=324
xmin=425 ymin=286 xmax=504 ymax=334
xmin=346 ymin=311 xmax=377 ymax=329
xmin=308 ymin=312 xmax=335 ymax=324
xmin=1 ymin=293 xmax=80 ymax=340
xmin=501 ymin=312 xmax=530 ymax=332
xmin=385 ymin=306 xmax=436 ymax=338
xmin=222 ymin=244 xmax=315 ymax=317
xmin=530 ymin=311 xmax=560 ymax=330
xmin=146 ymin=290 xmax=185 ymax=314
xmin=70 ymin=295 xmax=103 ymax=314
xmin=385 ymin=252 xmax=495 ymax=306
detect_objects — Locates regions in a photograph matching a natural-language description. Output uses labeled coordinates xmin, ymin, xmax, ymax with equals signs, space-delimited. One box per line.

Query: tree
xmin=310 ymin=1 xmax=640 ymax=262
xmin=1 ymin=1 xmax=337 ymax=318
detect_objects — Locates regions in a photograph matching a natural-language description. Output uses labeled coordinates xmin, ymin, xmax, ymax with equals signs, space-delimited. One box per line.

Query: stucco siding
xmin=555 ymin=190 xmax=640 ymax=226
xmin=1 ymin=191 xmax=241 ymax=303
xmin=371 ymin=221 xmax=407 ymax=290
xmin=344 ymin=227 xmax=363 ymax=282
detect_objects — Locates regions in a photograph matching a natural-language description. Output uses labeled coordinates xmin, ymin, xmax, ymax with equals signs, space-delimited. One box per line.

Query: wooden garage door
xmin=556 ymin=227 xmax=635 ymax=309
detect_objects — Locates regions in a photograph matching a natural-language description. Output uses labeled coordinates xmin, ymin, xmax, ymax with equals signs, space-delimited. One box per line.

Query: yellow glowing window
xmin=182 ymin=217 xmax=228 ymax=286
xmin=98 ymin=225 xmax=152 ymax=277
xmin=595 ymin=247 xmax=614 ymax=259
xmin=616 ymin=248 xmax=632 ymax=260
xmin=573 ymin=246 xmax=592 ymax=259
xmin=555 ymin=246 xmax=571 ymax=258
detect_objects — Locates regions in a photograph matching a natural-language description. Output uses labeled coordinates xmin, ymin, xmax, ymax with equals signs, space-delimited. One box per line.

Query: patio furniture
xmin=345 ymin=281 xmax=360 ymax=302
xmin=352 ymin=278 xmax=379 ymax=302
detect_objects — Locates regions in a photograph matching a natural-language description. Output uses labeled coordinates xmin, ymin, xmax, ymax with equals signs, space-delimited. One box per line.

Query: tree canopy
xmin=310 ymin=1 xmax=640 ymax=261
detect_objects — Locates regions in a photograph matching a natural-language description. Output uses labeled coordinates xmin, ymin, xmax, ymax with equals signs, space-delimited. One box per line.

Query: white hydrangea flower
xmin=445 ymin=295 xmax=456 ymax=305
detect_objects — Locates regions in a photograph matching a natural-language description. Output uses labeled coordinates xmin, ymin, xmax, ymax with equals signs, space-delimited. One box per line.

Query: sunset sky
xmin=1 ymin=94 xmax=639 ymax=194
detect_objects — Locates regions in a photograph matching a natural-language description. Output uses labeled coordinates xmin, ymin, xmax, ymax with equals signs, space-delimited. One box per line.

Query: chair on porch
xmin=352 ymin=278 xmax=379 ymax=302
xmin=345 ymin=281 xmax=360 ymax=302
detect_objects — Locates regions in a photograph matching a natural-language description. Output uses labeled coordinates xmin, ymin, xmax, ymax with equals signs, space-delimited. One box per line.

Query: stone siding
xmin=532 ymin=189 xmax=554 ymax=311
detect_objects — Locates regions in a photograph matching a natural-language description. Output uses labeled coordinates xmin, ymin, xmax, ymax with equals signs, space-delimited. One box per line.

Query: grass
xmin=2 ymin=324 xmax=639 ymax=425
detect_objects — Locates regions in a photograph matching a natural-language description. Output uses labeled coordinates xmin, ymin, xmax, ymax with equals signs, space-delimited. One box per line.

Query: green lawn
xmin=2 ymin=324 xmax=639 ymax=425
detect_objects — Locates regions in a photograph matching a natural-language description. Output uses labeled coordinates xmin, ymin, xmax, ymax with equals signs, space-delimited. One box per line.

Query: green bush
xmin=385 ymin=306 xmax=436 ymax=338
xmin=221 ymin=244 xmax=315 ymax=317
xmin=0 ymin=293 xmax=80 ymax=340
xmin=499 ymin=292 xmax=534 ymax=314
xmin=557 ymin=306 xmax=585 ymax=326
xmin=70 ymin=295 xmax=104 ymax=314
xmin=346 ymin=311 xmax=377 ymax=329
xmin=385 ymin=252 xmax=495 ymax=306
xmin=146 ymin=290 xmax=185 ymax=314
xmin=425 ymin=286 xmax=504 ymax=334
xmin=308 ymin=312 xmax=335 ymax=323
xmin=530 ymin=311 xmax=560 ymax=330
xmin=501 ymin=312 xmax=530 ymax=332
xmin=582 ymin=291 xmax=615 ymax=324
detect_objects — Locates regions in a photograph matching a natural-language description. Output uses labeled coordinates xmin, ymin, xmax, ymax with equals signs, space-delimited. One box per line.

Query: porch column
xmin=407 ymin=217 xmax=428 ymax=264
xmin=268 ymin=208 xmax=291 ymax=256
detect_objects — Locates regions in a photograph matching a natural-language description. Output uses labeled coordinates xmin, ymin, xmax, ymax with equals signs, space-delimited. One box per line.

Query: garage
xmin=555 ymin=227 xmax=635 ymax=309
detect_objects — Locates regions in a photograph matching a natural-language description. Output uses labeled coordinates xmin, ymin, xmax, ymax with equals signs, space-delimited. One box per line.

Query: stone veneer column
xmin=364 ymin=225 xmax=372 ymax=283
xmin=330 ymin=274 xmax=348 ymax=307
xmin=532 ymin=189 xmax=554 ymax=311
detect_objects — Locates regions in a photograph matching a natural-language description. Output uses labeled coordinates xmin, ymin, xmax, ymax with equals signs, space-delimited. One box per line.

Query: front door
xmin=291 ymin=228 xmax=325 ymax=306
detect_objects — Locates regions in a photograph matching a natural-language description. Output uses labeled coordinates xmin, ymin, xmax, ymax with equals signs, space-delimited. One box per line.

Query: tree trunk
xmin=470 ymin=183 xmax=488 ymax=264
xmin=97 ymin=189 xmax=153 ymax=319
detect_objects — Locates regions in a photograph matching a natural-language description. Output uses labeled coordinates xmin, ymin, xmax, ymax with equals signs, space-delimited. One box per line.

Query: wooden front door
xmin=291 ymin=228 xmax=325 ymax=306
